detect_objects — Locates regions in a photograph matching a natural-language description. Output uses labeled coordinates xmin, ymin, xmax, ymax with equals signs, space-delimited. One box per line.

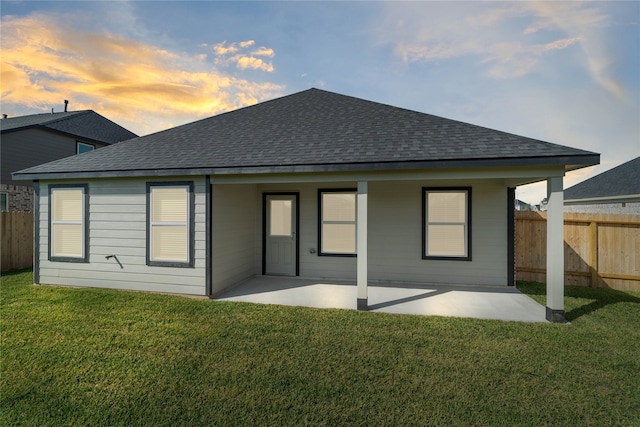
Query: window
xmin=77 ymin=142 xmax=95 ymax=154
xmin=147 ymin=182 xmax=194 ymax=267
xmin=270 ymin=199 xmax=292 ymax=236
xmin=423 ymin=187 xmax=471 ymax=260
xmin=49 ymin=185 xmax=88 ymax=262
xmin=0 ymin=193 xmax=7 ymax=212
xmin=318 ymin=189 xmax=357 ymax=256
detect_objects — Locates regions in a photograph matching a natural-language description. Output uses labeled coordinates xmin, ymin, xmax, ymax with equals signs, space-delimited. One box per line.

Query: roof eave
xmin=565 ymin=194 xmax=640 ymax=205
xmin=12 ymin=153 xmax=600 ymax=182
xmin=0 ymin=124 xmax=117 ymax=145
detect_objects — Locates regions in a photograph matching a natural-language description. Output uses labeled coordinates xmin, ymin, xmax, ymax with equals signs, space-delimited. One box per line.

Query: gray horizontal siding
xmin=211 ymin=184 xmax=258 ymax=293
xmin=37 ymin=174 xmax=511 ymax=296
xmin=38 ymin=177 xmax=207 ymax=295
xmin=368 ymin=180 xmax=507 ymax=285
xmin=253 ymin=180 xmax=508 ymax=286
xmin=257 ymin=182 xmax=358 ymax=280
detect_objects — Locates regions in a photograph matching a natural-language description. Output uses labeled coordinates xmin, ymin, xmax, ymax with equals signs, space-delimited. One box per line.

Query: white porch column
xmin=357 ymin=181 xmax=368 ymax=310
xmin=546 ymin=176 xmax=565 ymax=322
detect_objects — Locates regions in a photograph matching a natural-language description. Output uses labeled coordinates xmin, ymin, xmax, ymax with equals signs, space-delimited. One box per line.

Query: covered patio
xmin=214 ymin=276 xmax=548 ymax=322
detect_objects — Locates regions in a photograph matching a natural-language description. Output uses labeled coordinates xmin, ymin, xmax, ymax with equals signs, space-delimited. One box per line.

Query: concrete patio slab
xmin=214 ymin=276 xmax=548 ymax=322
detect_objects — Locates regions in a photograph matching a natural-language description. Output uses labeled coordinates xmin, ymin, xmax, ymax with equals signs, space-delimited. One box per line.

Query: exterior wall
xmin=564 ymin=202 xmax=640 ymax=215
xmin=1 ymin=129 xmax=107 ymax=187
xmin=253 ymin=179 xmax=509 ymax=286
xmin=211 ymin=184 xmax=259 ymax=294
xmin=36 ymin=175 xmax=510 ymax=295
xmin=38 ymin=177 xmax=207 ymax=295
xmin=368 ymin=180 xmax=507 ymax=286
xmin=257 ymin=182 xmax=358 ymax=280
xmin=0 ymin=184 xmax=33 ymax=211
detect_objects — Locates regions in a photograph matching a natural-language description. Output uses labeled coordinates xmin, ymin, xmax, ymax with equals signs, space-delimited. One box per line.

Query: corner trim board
xmin=33 ymin=181 xmax=40 ymax=283
xmin=507 ymin=187 xmax=515 ymax=286
xmin=205 ymin=176 xmax=212 ymax=296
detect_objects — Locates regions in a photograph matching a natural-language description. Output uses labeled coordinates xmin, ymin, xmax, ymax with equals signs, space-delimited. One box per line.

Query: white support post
xmin=546 ymin=176 xmax=565 ymax=322
xmin=357 ymin=181 xmax=368 ymax=310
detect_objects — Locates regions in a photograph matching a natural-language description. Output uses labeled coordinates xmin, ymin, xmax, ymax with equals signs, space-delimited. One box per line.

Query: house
xmin=13 ymin=89 xmax=599 ymax=322
xmin=515 ymin=199 xmax=532 ymax=211
xmin=564 ymin=156 xmax=640 ymax=214
xmin=1 ymin=106 xmax=137 ymax=211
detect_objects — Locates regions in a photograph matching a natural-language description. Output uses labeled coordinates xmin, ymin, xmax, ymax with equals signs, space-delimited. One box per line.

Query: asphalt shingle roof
xmin=564 ymin=157 xmax=640 ymax=201
xmin=13 ymin=88 xmax=598 ymax=179
xmin=1 ymin=110 xmax=137 ymax=144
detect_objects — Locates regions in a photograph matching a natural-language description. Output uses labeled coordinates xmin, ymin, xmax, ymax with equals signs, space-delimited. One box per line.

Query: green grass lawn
xmin=2 ymin=270 xmax=639 ymax=426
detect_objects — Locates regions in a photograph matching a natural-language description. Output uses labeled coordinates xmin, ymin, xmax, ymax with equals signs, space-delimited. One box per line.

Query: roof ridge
xmin=39 ymin=110 xmax=92 ymax=127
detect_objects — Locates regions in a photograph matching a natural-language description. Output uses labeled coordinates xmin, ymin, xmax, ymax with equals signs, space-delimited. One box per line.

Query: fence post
xmin=589 ymin=221 xmax=598 ymax=288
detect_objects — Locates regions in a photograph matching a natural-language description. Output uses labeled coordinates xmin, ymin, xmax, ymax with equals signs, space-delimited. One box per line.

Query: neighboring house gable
xmin=515 ymin=199 xmax=532 ymax=211
xmin=1 ymin=110 xmax=137 ymax=211
xmin=13 ymin=88 xmax=600 ymax=322
xmin=564 ymin=156 xmax=640 ymax=214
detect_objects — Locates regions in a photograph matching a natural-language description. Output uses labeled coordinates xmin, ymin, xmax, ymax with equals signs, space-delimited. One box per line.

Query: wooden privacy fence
xmin=0 ymin=211 xmax=33 ymax=272
xmin=516 ymin=211 xmax=640 ymax=291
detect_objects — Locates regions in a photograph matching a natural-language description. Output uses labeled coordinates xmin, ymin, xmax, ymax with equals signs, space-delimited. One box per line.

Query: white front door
xmin=265 ymin=194 xmax=298 ymax=276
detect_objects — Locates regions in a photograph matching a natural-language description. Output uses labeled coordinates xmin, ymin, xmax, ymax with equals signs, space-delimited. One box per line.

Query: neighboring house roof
xmin=13 ymin=88 xmax=599 ymax=180
xmin=564 ymin=156 xmax=640 ymax=203
xmin=0 ymin=110 xmax=137 ymax=144
xmin=515 ymin=199 xmax=531 ymax=210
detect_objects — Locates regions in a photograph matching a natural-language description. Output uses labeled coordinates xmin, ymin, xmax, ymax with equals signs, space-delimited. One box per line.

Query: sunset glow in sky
xmin=1 ymin=1 xmax=638 ymax=204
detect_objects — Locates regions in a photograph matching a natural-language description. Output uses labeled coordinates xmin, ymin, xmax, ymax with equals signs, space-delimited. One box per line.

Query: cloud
xmin=378 ymin=2 xmax=625 ymax=98
xmin=213 ymin=41 xmax=239 ymax=55
xmin=525 ymin=2 xmax=625 ymax=100
xmin=212 ymin=40 xmax=258 ymax=56
xmin=0 ymin=13 xmax=283 ymax=135
xmin=212 ymin=40 xmax=275 ymax=72
xmin=481 ymin=37 xmax=581 ymax=78
xmin=252 ymin=47 xmax=275 ymax=58
xmin=231 ymin=56 xmax=275 ymax=72
xmin=544 ymin=37 xmax=580 ymax=51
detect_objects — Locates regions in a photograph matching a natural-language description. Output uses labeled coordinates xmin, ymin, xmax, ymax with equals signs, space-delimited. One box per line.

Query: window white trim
xmin=422 ymin=187 xmax=472 ymax=261
xmin=318 ymin=189 xmax=357 ymax=256
xmin=49 ymin=184 xmax=88 ymax=262
xmin=147 ymin=182 xmax=194 ymax=267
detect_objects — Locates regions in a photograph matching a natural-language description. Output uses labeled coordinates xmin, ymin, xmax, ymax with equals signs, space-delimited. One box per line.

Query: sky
xmin=1 ymin=1 xmax=638 ymax=204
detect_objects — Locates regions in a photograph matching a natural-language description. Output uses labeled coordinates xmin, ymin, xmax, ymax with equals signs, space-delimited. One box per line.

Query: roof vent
xmin=2 ymin=114 xmax=7 ymax=119
xmin=64 ymin=100 xmax=69 ymax=112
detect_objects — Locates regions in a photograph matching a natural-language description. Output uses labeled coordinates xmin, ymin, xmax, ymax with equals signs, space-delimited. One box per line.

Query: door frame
xmin=262 ymin=192 xmax=300 ymax=276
